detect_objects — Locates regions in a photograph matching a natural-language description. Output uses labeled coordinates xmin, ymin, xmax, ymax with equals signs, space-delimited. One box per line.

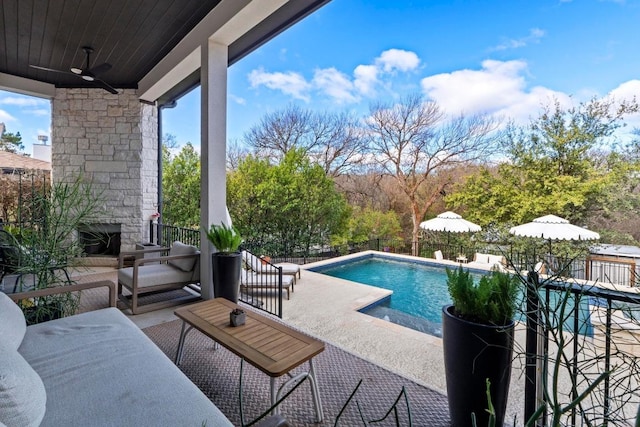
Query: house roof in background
xmin=0 ymin=151 xmax=51 ymax=172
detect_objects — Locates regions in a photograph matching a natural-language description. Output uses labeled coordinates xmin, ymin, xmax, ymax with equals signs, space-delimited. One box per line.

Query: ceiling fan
xmin=30 ymin=46 xmax=118 ymax=94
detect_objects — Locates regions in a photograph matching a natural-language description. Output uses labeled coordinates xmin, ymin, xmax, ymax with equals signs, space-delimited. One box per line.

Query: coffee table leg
xmin=270 ymin=377 xmax=279 ymax=415
xmin=174 ymin=321 xmax=193 ymax=365
xmin=308 ymin=359 xmax=323 ymax=422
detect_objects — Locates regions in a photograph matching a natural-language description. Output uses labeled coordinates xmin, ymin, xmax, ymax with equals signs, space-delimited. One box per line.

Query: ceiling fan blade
xmin=30 ymin=64 xmax=75 ymax=76
xmin=88 ymin=63 xmax=112 ymax=76
xmin=95 ymin=78 xmax=118 ymax=94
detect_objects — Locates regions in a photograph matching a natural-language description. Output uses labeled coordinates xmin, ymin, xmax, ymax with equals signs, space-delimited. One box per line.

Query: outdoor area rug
xmin=143 ymin=319 xmax=451 ymax=426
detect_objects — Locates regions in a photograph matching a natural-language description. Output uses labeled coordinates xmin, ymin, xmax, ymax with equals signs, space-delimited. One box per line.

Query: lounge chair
xmin=117 ymin=241 xmax=201 ymax=314
xmin=434 ymin=250 xmax=444 ymax=261
xmin=240 ymin=270 xmax=294 ymax=300
xmin=242 ymin=250 xmax=301 ymax=283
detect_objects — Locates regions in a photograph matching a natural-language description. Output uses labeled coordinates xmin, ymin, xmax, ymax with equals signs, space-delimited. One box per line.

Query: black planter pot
xmin=211 ymin=252 xmax=242 ymax=303
xmin=442 ymin=305 xmax=515 ymax=427
xmin=23 ymin=302 xmax=64 ymax=325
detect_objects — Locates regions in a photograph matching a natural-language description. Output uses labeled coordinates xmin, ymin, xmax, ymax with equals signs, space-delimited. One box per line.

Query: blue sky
xmin=2 ymin=0 xmax=640 ymax=155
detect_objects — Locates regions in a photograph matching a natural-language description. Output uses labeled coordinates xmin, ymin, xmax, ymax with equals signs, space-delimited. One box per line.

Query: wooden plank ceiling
xmin=1 ymin=0 xmax=221 ymax=90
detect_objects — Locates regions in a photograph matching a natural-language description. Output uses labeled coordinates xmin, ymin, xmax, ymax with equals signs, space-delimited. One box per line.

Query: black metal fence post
xmin=525 ymin=270 xmax=541 ymax=424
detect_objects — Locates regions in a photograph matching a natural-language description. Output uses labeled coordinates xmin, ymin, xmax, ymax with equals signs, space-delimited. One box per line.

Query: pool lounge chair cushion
xmin=242 ymin=251 xmax=301 ymax=279
xmin=241 ymin=270 xmax=294 ymax=299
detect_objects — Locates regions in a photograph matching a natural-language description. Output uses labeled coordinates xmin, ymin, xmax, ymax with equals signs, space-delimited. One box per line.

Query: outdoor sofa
xmin=467 ymin=252 xmax=508 ymax=272
xmin=0 ymin=291 xmax=233 ymax=426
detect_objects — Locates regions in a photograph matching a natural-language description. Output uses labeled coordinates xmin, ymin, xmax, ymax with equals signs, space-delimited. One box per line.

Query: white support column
xmin=200 ymin=39 xmax=229 ymax=300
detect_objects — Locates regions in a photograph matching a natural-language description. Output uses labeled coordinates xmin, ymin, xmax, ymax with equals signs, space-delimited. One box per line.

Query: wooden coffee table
xmin=174 ymin=298 xmax=325 ymax=422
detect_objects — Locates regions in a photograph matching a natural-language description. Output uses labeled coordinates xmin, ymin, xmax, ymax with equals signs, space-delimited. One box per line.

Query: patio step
xmin=73 ymin=256 xmax=118 ymax=268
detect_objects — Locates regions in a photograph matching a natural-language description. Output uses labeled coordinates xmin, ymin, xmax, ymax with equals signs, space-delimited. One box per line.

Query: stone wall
xmin=51 ymin=88 xmax=158 ymax=252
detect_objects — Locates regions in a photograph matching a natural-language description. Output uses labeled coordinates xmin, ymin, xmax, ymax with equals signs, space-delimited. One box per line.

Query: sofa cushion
xmin=473 ymin=253 xmax=488 ymax=264
xmin=0 ymin=292 xmax=27 ymax=351
xmin=168 ymin=241 xmax=198 ymax=272
xmin=0 ymin=346 xmax=46 ymax=427
xmin=487 ymin=254 xmax=504 ymax=266
xmin=118 ymin=264 xmax=194 ymax=289
xmin=19 ymin=308 xmax=231 ymax=427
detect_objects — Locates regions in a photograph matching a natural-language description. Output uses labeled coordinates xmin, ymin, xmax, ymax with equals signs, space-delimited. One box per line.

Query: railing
xmin=239 ymin=249 xmax=283 ymax=318
xmin=156 ymin=223 xmax=200 ymax=248
xmin=523 ymin=271 xmax=640 ymax=426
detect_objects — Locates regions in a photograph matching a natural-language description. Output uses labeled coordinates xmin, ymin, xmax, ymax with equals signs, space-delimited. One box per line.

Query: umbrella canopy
xmin=509 ymin=214 xmax=600 ymax=241
xmin=419 ymin=211 xmax=482 ymax=233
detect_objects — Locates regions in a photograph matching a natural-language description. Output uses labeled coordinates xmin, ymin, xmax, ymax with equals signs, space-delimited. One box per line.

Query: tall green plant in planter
xmin=442 ymin=266 xmax=519 ymax=427
xmin=205 ymin=223 xmax=242 ymax=302
xmin=13 ymin=176 xmax=103 ymax=324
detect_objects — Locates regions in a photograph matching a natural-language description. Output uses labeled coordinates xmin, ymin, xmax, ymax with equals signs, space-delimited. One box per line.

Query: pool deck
xmin=289 ymin=250 xmax=525 ymax=423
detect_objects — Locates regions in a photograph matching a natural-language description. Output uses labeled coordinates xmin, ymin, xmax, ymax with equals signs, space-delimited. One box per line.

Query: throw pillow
xmin=0 ymin=292 xmax=27 ymax=351
xmin=168 ymin=241 xmax=198 ymax=272
xmin=0 ymin=346 xmax=47 ymax=427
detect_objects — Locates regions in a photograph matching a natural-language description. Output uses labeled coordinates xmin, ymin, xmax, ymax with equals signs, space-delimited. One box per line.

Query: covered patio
xmin=0 ymin=0 xmax=330 ymax=300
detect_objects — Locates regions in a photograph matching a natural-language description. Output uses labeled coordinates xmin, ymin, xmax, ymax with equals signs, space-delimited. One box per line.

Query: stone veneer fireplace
xmin=51 ymin=88 xmax=158 ymax=252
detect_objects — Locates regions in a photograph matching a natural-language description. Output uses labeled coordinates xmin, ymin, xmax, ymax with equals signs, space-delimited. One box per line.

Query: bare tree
xmin=243 ymin=104 xmax=312 ymax=160
xmin=366 ymin=94 xmax=500 ymax=253
xmin=226 ymin=139 xmax=250 ymax=171
xmin=244 ymin=105 xmax=367 ymax=177
xmin=307 ymin=112 xmax=367 ymax=178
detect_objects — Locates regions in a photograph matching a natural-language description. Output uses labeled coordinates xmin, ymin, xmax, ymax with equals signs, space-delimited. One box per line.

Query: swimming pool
xmin=311 ymin=254 xmax=592 ymax=338
xmin=310 ymin=255 xmax=483 ymax=337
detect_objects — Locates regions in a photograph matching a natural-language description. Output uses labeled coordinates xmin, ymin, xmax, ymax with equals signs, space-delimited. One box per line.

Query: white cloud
xmin=607 ymin=79 xmax=640 ymax=102
xmin=247 ymin=48 xmax=422 ymax=104
xmin=248 ymin=67 xmax=311 ymax=101
xmin=313 ymin=68 xmax=359 ymax=103
xmin=607 ymin=79 xmax=640 ymax=131
xmin=491 ymin=28 xmax=546 ymax=51
xmin=229 ymin=94 xmax=246 ymax=105
xmin=420 ymin=59 xmax=570 ymax=124
xmin=353 ymin=64 xmax=379 ymax=97
xmin=28 ymin=109 xmax=50 ymax=117
xmin=0 ymin=96 xmax=47 ymax=107
xmin=375 ymin=49 xmax=421 ymax=73
xmin=0 ymin=109 xmax=16 ymax=122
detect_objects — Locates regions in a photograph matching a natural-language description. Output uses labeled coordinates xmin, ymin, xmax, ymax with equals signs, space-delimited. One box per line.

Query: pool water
xmin=313 ymin=255 xmax=592 ymax=338
xmin=314 ymin=256 xmax=483 ymax=337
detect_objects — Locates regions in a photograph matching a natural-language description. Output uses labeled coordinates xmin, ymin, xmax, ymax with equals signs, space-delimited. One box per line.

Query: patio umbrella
xmin=509 ymin=214 xmax=600 ymax=263
xmin=419 ymin=211 xmax=482 ymax=234
xmin=419 ymin=211 xmax=481 ymax=250
xmin=509 ymin=215 xmax=599 ymax=242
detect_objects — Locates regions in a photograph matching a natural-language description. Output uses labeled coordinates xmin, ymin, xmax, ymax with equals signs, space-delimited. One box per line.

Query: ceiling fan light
xmin=81 ymin=75 xmax=95 ymax=82
xmin=70 ymin=67 xmax=83 ymax=75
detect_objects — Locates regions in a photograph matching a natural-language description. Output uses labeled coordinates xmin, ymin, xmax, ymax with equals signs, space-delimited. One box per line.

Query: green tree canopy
xmin=228 ymin=148 xmax=349 ymax=256
xmin=332 ymin=205 xmax=402 ymax=245
xmin=447 ymin=98 xmax=639 ymax=228
xmin=0 ymin=128 xmax=24 ymax=153
xmin=162 ymin=142 xmax=201 ymax=228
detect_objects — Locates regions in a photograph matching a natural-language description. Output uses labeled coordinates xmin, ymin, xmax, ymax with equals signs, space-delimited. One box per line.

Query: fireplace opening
xmin=78 ymin=223 xmax=121 ymax=256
